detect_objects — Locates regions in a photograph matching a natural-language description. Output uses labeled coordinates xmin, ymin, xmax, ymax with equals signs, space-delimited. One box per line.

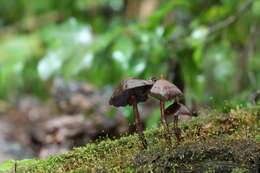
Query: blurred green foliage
xmin=0 ymin=0 xmax=259 ymax=109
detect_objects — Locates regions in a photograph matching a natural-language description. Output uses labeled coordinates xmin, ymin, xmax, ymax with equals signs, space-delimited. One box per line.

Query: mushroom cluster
xmin=109 ymin=77 xmax=192 ymax=148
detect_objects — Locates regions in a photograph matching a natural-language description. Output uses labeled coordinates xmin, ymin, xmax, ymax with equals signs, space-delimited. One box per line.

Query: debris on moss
xmin=0 ymin=108 xmax=259 ymax=173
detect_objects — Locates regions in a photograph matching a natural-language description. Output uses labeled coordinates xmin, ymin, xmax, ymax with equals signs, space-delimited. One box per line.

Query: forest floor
xmin=0 ymin=107 xmax=259 ymax=173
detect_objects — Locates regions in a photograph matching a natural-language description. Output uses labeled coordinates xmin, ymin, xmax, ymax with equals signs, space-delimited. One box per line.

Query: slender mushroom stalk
xmin=109 ymin=78 xmax=154 ymax=149
xmin=160 ymin=101 xmax=167 ymax=128
xmin=173 ymin=113 xmax=181 ymax=144
xmin=159 ymin=101 xmax=172 ymax=144
xmin=131 ymin=96 xmax=147 ymax=148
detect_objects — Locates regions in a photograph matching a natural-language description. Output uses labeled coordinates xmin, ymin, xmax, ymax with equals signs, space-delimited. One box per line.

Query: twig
xmin=14 ymin=160 xmax=17 ymax=173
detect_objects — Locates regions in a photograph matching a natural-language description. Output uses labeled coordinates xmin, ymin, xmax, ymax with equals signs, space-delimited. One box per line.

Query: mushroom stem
xmin=173 ymin=113 xmax=181 ymax=144
xmin=131 ymin=96 xmax=147 ymax=148
xmin=160 ymin=101 xmax=168 ymax=129
xmin=160 ymin=101 xmax=171 ymax=144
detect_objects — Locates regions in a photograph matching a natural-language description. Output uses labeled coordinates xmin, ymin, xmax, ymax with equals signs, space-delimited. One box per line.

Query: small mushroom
xmin=109 ymin=78 xmax=154 ymax=148
xmin=165 ymin=102 xmax=191 ymax=144
xmin=164 ymin=102 xmax=191 ymax=116
xmin=149 ymin=78 xmax=183 ymax=141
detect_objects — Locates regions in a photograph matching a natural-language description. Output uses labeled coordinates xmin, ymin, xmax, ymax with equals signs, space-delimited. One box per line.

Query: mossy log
xmin=0 ymin=108 xmax=259 ymax=173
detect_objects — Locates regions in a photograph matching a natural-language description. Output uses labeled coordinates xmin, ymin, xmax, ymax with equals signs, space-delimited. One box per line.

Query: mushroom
xmin=109 ymin=78 xmax=154 ymax=148
xmin=164 ymin=102 xmax=191 ymax=144
xmin=149 ymin=78 xmax=183 ymax=140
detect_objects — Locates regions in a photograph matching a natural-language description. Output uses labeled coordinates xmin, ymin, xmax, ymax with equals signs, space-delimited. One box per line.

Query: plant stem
xmin=131 ymin=96 xmax=147 ymax=148
xmin=173 ymin=114 xmax=181 ymax=144
xmin=160 ymin=101 xmax=171 ymax=145
xmin=160 ymin=101 xmax=167 ymax=128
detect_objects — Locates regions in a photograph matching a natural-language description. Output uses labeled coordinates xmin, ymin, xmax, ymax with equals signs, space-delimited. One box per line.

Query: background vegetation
xmin=0 ymin=0 xmax=260 ymax=111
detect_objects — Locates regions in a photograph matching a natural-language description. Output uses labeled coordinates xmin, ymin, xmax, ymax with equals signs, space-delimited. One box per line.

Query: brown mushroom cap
xmin=164 ymin=102 xmax=191 ymax=116
xmin=178 ymin=104 xmax=191 ymax=116
xmin=109 ymin=78 xmax=154 ymax=107
xmin=149 ymin=79 xmax=183 ymax=101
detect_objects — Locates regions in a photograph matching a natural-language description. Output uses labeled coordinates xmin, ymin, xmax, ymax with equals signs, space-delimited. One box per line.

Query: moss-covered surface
xmin=1 ymin=108 xmax=260 ymax=173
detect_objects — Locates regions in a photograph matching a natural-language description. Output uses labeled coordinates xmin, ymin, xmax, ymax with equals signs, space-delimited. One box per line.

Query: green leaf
xmin=252 ymin=0 xmax=260 ymax=17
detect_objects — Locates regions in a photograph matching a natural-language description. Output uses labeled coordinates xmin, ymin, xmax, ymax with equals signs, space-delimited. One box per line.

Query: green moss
xmin=231 ymin=168 xmax=249 ymax=173
xmin=0 ymin=108 xmax=259 ymax=173
xmin=0 ymin=160 xmax=15 ymax=173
